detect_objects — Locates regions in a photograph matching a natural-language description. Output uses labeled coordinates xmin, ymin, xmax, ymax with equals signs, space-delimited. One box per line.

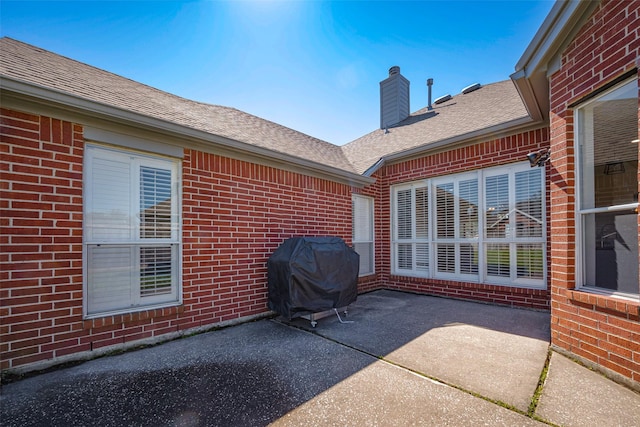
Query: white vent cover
xmin=461 ymin=83 xmax=481 ymax=94
xmin=434 ymin=94 xmax=452 ymax=104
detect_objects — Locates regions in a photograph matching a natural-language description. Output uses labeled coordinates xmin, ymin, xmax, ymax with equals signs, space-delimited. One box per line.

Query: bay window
xmin=83 ymin=144 xmax=181 ymax=317
xmin=576 ymin=79 xmax=639 ymax=297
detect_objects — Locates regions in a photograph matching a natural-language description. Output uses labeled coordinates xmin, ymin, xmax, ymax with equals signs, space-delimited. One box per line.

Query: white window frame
xmin=391 ymin=162 xmax=546 ymax=289
xmin=83 ymin=143 xmax=182 ymax=318
xmin=392 ymin=182 xmax=429 ymax=275
xmin=483 ymin=165 xmax=546 ymax=287
xmin=352 ymin=194 xmax=375 ymax=276
xmin=574 ymin=78 xmax=639 ymax=299
xmin=432 ymin=172 xmax=480 ymax=281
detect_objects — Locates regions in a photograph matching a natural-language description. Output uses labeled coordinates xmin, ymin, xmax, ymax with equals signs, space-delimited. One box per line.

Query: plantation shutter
xmin=485 ymin=173 xmax=510 ymax=278
xmin=459 ymin=178 xmax=479 ymax=275
xmin=515 ymin=169 xmax=543 ymax=238
xmin=485 ymin=174 xmax=509 ymax=238
xmin=459 ymin=179 xmax=478 ymax=238
xmin=396 ymin=189 xmax=413 ymax=239
xmin=435 ymin=182 xmax=455 ymax=239
xmin=436 ymin=182 xmax=455 ymax=273
xmin=395 ymin=188 xmax=413 ymax=270
xmin=415 ymin=186 xmax=429 ymax=272
xmin=515 ymin=168 xmax=544 ymax=279
xmin=415 ymin=186 xmax=429 ymax=238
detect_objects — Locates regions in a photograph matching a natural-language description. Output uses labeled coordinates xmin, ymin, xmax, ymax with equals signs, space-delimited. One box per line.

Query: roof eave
xmin=510 ymin=0 xmax=600 ymax=122
xmin=363 ymin=158 xmax=385 ymax=177
xmin=510 ymin=69 xmax=545 ymax=122
xmin=379 ymin=115 xmax=540 ymax=167
xmin=0 ymin=76 xmax=374 ymax=187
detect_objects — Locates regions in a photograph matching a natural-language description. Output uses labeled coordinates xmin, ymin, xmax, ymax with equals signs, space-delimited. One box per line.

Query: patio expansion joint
xmin=274 ymin=318 xmax=559 ymax=427
xmin=527 ymin=347 xmax=553 ymax=417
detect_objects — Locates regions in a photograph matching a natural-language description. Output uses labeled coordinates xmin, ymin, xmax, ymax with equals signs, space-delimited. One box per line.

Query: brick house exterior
xmin=1 ymin=0 xmax=639 ymax=388
xmin=1 ymin=108 xmax=362 ymax=369
xmin=512 ymin=0 xmax=640 ymax=388
xmin=369 ymin=128 xmax=551 ymax=309
xmin=546 ymin=0 xmax=640 ymax=386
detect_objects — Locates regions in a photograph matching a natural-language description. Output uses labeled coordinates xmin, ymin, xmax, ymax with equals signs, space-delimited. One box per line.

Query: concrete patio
xmin=2 ymin=290 xmax=639 ymax=426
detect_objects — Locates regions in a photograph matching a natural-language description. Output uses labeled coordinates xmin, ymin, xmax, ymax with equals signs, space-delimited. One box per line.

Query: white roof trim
xmin=0 ymin=76 xmax=374 ymax=187
xmin=365 ymin=115 xmax=541 ymax=175
xmin=511 ymin=0 xmax=600 ymax=122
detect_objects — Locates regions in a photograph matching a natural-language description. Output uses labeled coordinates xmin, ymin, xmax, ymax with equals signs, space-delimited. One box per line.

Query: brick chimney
xmin=380 ymin=66 xmax=410 ymax=129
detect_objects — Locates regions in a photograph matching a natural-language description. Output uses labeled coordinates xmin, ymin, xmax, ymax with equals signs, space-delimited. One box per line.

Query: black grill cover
xmin=268 ymin=237 xmax=359 ymax=319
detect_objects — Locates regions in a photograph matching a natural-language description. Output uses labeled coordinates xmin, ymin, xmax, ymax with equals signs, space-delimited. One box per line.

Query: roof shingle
xmin=0 ymin=38 xmax=356 ymax=173
xmin=341 ymin=80 xmax=530 ymax=174
xmin=1 ymin=38 xmax=532 ymax=177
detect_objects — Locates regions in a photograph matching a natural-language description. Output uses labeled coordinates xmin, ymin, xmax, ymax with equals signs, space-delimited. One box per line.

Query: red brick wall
xmin=1 ymin=108 xmax=84 ymax=370
xmin=181 ymin=150 xmax=353 ymax=326
xmin=1 ymin=108 xmax=353 ymax=371
xmin=368 ymin=127 xmax=551 ymax=309
xmin=548 ymin=0 xmax=640 ymax=384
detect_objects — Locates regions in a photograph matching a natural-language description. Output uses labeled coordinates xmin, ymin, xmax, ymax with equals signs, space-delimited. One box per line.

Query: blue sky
xmin=1 ymin=1 xmax=554 ymax=145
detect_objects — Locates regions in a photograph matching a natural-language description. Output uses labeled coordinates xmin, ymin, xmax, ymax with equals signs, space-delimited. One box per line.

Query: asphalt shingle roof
xmin=1 ymin=37 xmax=531 ymax=177
xmin=0 ymin=38 xmax=356 ymax=173
xmin=341 ymin=80 xmax=530 ymax=174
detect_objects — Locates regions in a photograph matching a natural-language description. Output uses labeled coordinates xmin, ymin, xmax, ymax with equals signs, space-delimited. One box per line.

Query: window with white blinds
xmin=84 ymin=145 xmax=181 ymax=317
xmin=352 ymin=194 xmax=374 ymax=276
xmin=393 ymin=184 xmax=423 ymax=273
xmin=392 ymin=162 xmax=545 ymax=288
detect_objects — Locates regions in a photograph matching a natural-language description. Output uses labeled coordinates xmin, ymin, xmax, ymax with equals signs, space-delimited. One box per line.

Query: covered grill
xmin=268 ymin=237 xmax=359 ymax=325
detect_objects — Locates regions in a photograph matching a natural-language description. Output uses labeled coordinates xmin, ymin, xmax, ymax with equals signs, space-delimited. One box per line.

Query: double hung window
xmin=576 ymin=79 xmax=639 ymax=297
xmin=84 ymin=144 xmax=181 ymax=317
xmin=392 ymin=162 xmax=545 ymax=288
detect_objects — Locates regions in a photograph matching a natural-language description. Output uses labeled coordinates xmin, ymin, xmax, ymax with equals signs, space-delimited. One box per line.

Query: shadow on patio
xmin=1 ymin=290 xmax=552 ymax=426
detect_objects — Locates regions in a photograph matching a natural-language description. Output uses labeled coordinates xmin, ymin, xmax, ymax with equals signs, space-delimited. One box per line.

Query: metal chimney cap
xmin=426 ymin=78 xmax=434 ymax=86
xmin=389 ymin=66 xmax=400 ymax=76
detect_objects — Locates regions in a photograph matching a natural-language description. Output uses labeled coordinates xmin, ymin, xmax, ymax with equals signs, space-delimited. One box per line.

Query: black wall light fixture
xmin=527 ymin=148 xmax=550 ymax=167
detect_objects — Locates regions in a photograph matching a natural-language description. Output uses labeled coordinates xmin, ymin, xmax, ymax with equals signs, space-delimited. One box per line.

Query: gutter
xmin=363 ymin=158 xmax=385 ymax=177
xmin=0 ymin=76 xmax=374 ymax=187
xmin=510 ymin=0 xmax=600 ymax=122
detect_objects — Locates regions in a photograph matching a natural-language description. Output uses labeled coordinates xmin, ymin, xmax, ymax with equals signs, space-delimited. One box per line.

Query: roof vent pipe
xmin=427 ymin=78 xmax=434 ymax=110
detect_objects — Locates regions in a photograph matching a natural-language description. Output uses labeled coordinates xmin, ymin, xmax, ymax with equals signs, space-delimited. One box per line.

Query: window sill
xmin=567 ymin=289 xmax=640 ymax=320
xmin=389 ymin=272 xmax=546 ymax=291
xmin=83 ymin=304 xmax=184 ymax=329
